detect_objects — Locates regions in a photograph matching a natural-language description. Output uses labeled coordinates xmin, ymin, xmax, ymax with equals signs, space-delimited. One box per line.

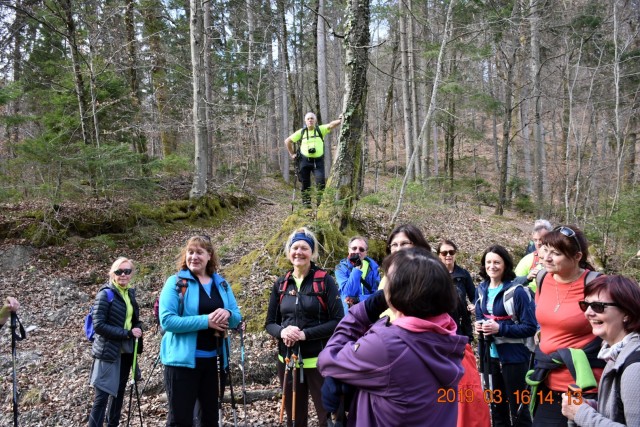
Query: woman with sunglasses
xmin=561 ymin=275 xmax=640 ymax=426
xmin=436 ymin=239 xmax=490 ymax=427
xmin=158 ymin=235 xmax=242 ymax=426
xmin=475 ymin=245 xmax=536 ymax=427
xmin=265 ymin=227 xmax=343 ymax=427
xmin=89 ymin=257 xmax=143 ymax=427
xmin=530 ymin=225 xmax=603 ymax=427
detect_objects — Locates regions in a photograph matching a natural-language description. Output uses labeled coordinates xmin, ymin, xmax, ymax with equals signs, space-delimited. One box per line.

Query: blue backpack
xmin=84 ymin=289 xmax=115 ymax=341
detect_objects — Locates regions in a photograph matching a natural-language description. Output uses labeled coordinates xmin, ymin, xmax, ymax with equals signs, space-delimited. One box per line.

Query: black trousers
xmin=89 ymin=352 xmax=134 ymax=427
xmin=277 ymin=361 xmax=327 ymax=427
xmin=164 ymin=357 xmax=225 ymax=427
xmin=298 ymin=155 xmax=325 ymax=207
xmin=489 ymin=358 xmax=533 ymax=427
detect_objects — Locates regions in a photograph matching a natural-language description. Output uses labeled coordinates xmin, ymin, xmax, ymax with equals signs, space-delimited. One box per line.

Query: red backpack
xmin=278 ymin=269 xmax=328 ymax=312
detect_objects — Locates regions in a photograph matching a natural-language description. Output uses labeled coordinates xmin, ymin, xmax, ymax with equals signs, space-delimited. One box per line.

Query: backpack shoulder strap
xmin=311 ymin=269 xmax=328 ymax=312
xmin=175 ymin=278 xmax=188 ymax=316
xmin=104 ymin=288 xmax=115 ymax=303
xmin=278 ymin=271 xmax=293 ymax=305
xmin=503 ymin=284 xmax=532 ymax=323
xmin=536 ymin=270 xmax=548 ymax=295
xmin=613 ymin=349 xmax=640 ymax=423
xmin=584 ymin=270 xmax=602 ymax=285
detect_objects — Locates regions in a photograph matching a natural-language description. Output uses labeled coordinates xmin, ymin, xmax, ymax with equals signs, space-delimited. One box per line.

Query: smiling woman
xmin=475 ymin=245 xmax=536 ymax=427
xmin=561 ymin=275 xmax=640 ymax=426
xmin=158 ymin=235 xmax=242 ymax=426
xmin=264 ymin=227 xmax=344 ymax=427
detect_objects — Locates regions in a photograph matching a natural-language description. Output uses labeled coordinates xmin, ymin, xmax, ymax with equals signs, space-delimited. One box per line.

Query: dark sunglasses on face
xmin=350 ymin=246 xmax=367 ymax=253
xmin=555 ymin=226 xmax=582 ymax=253
xmin=114 ymin=269 xmax=133 ymax=276
xmin=439 ymin=250 xmax=456 ymax=256
xmin=578 ymin=300 xmax=619 ymax=313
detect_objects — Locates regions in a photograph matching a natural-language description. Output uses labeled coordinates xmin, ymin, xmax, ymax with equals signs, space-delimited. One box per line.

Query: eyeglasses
xmin=389 ymin=241 xmax=413 ymax=250
xmin=350 ymin=246 xmax=367 ymax=253
xmin=114 ymin=269 xmax=133 ymax=276
xmin=555 ymin=226 xmax=582 ymax=253
xmin=578 ymin=300 xmax=619 ymax=313
xmin=439 ymin=250 xmax=456 ymax=256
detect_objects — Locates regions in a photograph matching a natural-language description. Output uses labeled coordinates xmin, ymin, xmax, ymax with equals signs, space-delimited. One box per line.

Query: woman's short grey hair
xmin=533 ymin=219 xmax=552 ymax=233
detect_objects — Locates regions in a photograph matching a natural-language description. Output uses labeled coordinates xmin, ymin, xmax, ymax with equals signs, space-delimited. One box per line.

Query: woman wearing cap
xmin=158 ymin=235 xmax=242 ymax=427
xmin=89 ymin=257 xmax=143 ymax=427
xmin=265 ymin=227 xmax=344 ymax=427
xmin=530 ymin=225 xmax=603 ymax=426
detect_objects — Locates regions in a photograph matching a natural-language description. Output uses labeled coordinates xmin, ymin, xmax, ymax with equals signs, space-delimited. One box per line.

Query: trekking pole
xmin=218 ymin=335 xmax=225 ymax=427
xmin=279 ymin=349 xmax=291 ymax=424
xmin=236 ymin=321 xmax=248 ymax=427
xmin=224 ymin=335 xmax=239 ymax=427
xmin=291 ymin=352 xmax=298 ymax=424
xmin=140 ymin=352 xmax=162 ymax=396
xmin=11 ymin=313 xmax=26 ymax=427
xmin=291 ymin=152 xmax=299 ymax=212
xmin=126 ymin=338 xmax=144 ymax=427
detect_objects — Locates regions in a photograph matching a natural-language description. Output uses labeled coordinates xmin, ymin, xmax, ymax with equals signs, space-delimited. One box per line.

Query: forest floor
xmin=0 ymin=173 xmax=535 ymax=426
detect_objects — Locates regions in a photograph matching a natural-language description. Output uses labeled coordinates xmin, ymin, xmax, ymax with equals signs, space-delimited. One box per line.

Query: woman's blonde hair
xmin=176 ymin=235 xmax=218 ymax=276
xmin=109 ymin=257 xmax=135 ymax=280
xmin=284 ymin=227 xmax=319 ymax=262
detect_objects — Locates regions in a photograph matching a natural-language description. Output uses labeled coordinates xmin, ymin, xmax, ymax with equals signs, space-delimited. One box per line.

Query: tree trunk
xmin=530 ymin=0 xmax=545 ymax=212
xmin=317 ymin=0 xmax=332 ymax=173
xmin=61 ymin=0 xmax=92 ymax=145
xmin=321 ymin=0 xmax=370 ymax=229
xmin=398 ymin=5 xmax=414 ymax=181
xmin=190 ymin=0 xmax=208 ymax=198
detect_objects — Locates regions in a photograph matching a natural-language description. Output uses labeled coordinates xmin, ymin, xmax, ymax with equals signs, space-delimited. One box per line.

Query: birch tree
xmin=190 ymin=0 xmax=208 ymax=198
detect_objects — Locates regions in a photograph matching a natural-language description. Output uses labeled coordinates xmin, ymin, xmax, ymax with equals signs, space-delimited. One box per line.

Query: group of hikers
xmin=80 ymin=219 xmax=637 ymax=427
xmin=3 ymin=218 xmax=639 ymax=427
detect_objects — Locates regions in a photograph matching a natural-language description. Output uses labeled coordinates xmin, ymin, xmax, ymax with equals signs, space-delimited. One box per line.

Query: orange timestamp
xmin=436 ymin=388 xmax=583 ymax=405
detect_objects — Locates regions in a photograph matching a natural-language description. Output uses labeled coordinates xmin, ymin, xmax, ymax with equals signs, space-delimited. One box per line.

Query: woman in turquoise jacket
xmin=159 ymin=235 xmax=242 ymax=427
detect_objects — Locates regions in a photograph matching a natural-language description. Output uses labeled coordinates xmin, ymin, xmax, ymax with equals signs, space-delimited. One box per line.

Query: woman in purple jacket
xmin=318 ymin=247 xmax=467 ymax=427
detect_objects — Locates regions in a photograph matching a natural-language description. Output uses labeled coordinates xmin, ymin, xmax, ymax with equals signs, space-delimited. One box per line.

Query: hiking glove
xmin=364 ymin=290 xmax=387 ymax=323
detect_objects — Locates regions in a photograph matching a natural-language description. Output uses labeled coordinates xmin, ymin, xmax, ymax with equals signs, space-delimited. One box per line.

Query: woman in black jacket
xmin=265 ymin=227 xmax=344 ymax=427
xmin=89 ymin=257 xmax=143 ymax=427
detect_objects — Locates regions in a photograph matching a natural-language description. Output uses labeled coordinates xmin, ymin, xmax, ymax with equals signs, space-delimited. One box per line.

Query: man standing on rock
xmin=285 ymin=112 xmax=342 ymax=208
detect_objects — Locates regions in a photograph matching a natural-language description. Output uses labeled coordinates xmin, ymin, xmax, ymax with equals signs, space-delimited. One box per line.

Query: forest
xmin=1 ymin=0 xmax=639 ymax=271
xmin=1 ymin=0 xmax=640 ymax=425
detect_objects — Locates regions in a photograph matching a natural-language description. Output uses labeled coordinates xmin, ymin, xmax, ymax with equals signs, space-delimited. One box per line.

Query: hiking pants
xmin=164 ymin=357 xmax=224 ymax=427
xmin=298 ymin=155 xmax=325 ymax=207
xmin=89 ymin=352 xmax=133 ymax=427
xmin=489 ymin=358 xmax=532 ymax=427
xmin=277 ymin=361 xmax=328 ymax=427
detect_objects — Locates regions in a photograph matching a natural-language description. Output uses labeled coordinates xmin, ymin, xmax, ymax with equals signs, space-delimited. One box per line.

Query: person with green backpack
xmin=285 ymin=112 xmax=342 ymax=208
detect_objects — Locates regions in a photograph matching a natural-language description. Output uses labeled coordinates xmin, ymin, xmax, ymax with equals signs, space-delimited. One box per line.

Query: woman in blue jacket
xmin=159 ymin=235 xmax=242 ymax=427
xmin=475 ymin=245 xmax=537 ymax=427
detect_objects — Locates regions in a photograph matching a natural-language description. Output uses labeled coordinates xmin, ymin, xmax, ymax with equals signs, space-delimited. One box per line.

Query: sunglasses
xmin=350 ymin=246 xmax=367 ymax=253
xmin=439 ymin=250 xmax=456 ymax=256
xmin=578 ymin=300 xmax=619 ymax=314
xmin=555 ymin=226 xmax=582 ymax=253
xmin=114 ymin=269 xmax=133 ymax=276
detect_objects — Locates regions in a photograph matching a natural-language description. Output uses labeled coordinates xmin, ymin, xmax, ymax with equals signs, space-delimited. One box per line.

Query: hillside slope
xmin=0 ymin=175 xmax=536 ymax=426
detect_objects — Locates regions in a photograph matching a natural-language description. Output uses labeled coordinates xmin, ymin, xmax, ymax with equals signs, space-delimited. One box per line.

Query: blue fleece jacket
xmin=159 ymin=269 xmax=241 ymax=368
xmin=475 ymin=279 xmax=538 ymax=364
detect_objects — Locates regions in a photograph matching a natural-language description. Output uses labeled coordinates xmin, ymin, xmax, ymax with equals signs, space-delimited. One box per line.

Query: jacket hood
xmin=391 ymin=319 xmax=467 ymax=387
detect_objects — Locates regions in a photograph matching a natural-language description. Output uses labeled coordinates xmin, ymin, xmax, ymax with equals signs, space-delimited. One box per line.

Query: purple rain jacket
xmin=318 ymin=302 xmax=467 ymax=427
